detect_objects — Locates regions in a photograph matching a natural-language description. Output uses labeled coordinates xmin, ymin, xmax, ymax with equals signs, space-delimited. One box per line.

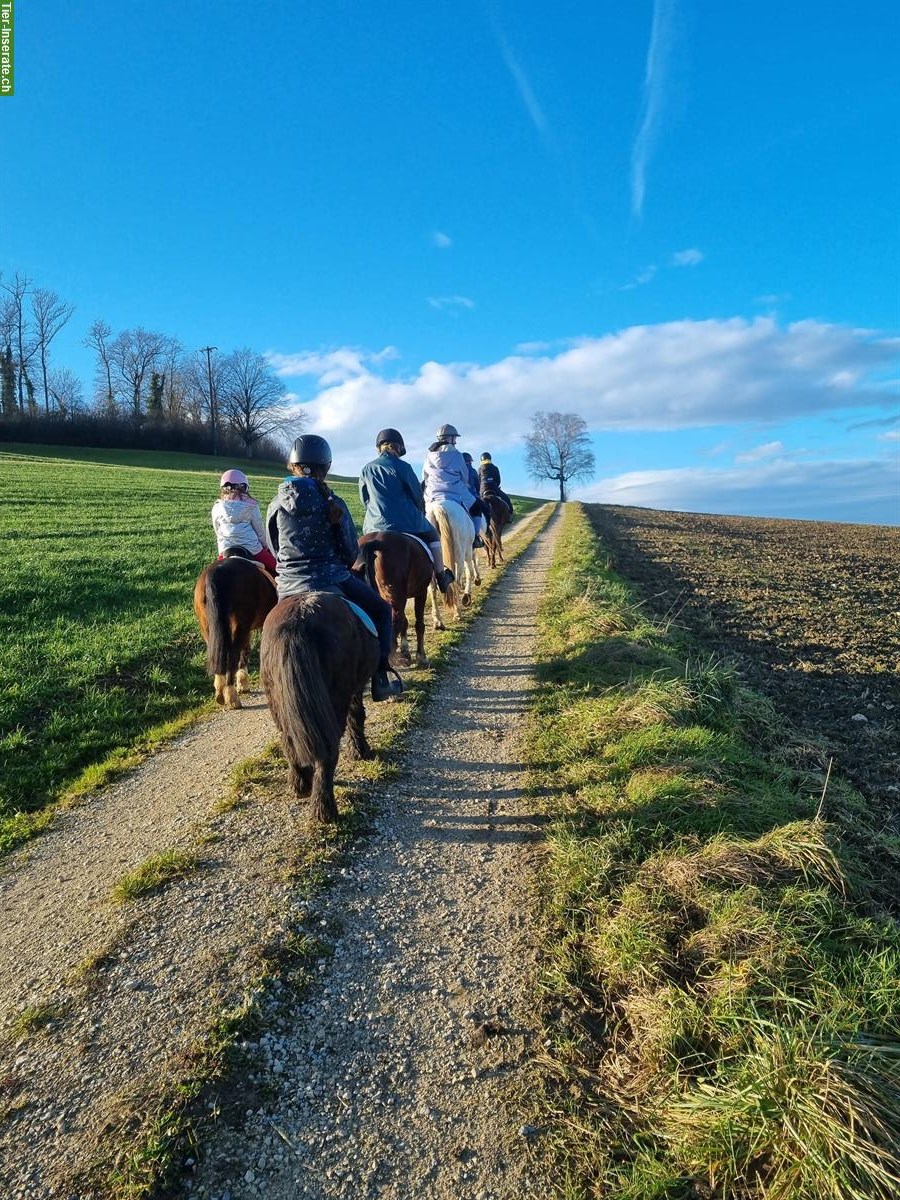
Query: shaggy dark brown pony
xmin=355 ymin=532 xmax=435 ymax=666
xmin=261 ymin=592 xmax=380 ymax=822
xmin=483 ymin=494 xmax=512 ymax=569
xmin=193 ymin=551 xmax=277 ymax=709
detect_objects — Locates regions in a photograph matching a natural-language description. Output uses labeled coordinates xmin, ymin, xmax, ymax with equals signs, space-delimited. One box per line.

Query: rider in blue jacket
xmin=359 ymin=428 xmax=455 ymax=593
xmin=266 ymin=435 xmax=403 ymax=701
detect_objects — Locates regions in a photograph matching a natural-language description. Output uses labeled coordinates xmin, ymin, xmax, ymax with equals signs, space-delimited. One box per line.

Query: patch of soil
xmin=585 ymin=505 xmax=900 ymax=817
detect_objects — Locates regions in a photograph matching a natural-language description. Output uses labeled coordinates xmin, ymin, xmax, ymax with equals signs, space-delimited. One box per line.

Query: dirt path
xmin=189 ymin=511 xmax=559 ymax=1200
xmin=0 ymin=505 xmax=556 ymax=1199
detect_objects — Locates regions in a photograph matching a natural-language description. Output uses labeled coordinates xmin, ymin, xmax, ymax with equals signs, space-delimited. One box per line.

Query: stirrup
xmin=371 ymin=667 xmax=404 ymax=702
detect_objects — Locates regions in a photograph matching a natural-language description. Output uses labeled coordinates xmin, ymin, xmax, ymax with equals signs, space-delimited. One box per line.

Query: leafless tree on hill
xmin=525 ymin=410 xmax=596 ymax=502
xmin=219 ymin=347 xmax=300 ymax=456
xmin=48 ymin=368 xmax=85 ymax=417
xmin=1 ymin=272 xmax=38 ymax=413
xmin=109 ymin=327 xmax=167 ymax=419
xmin=84 ymin=319 xmax=118 ymax=414
xmin=32 ymin=289 xmax=75 ymax=414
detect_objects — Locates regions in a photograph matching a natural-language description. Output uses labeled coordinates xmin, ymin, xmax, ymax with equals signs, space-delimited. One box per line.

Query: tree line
xmin=0 ymin=270 xmax=301 ymax=459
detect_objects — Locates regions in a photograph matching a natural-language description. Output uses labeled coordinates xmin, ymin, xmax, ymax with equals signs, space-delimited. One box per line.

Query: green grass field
xmin=0 ymin=443 xmax=540 ymax=853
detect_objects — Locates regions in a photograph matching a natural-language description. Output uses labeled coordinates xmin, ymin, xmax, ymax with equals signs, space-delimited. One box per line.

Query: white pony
xmin=426 ymin=498 xmax=480 ymax=626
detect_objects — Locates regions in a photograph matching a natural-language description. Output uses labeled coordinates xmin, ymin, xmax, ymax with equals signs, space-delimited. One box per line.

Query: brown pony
xmin=193 ymin=550 xmax=277 ymax=709
xmin=483 ymin=494 xmax=512 ymax=569
xmin=261 ymin=592 xmax=380 ymax=822
xmin=355 ymin=532 xmax=435 ymax=666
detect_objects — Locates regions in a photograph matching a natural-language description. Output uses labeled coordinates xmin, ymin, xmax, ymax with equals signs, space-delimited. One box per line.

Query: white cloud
xmin=878 ymin=429 xmax=900 ymax=442
xmin=756 ymin=293 xmax=792 ymax=306
xmin=671 ymin=247 xmax=704 ymax=267
xmin=735 ymin=440 xmax=784 ymax=463
xmin=576 ymin=458 xmax=900 ymax=524
xmin=427 ymin=295 xmax=475 ymax=311
xmin=493 ymin=27 xmax=550 ymax=138
xmin=621 ymin=264 xmax=658 ymax=291
xmin=267 ymin=346 xmax=398 ymax=386
xmin=631 ymin=0 xmax=679 ymax=219
xmin=272 ymin=317 xmax=897 ymax=477
xmin=432 ymin=231 xmax=452 ymax=249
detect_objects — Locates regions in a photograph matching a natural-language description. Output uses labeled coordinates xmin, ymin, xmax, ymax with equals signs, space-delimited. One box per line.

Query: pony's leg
xmin=390 ymin=591 xmax=410 ymax=665
xmin=345 ymin=692 xmax=374 ymax=761
xmin=236 ymin=643 xmax=251 ymax=694
xmin=214 ymin=674 xmax=226 ymax=705
xmin=472 ymin=547 xmax=482 ymax=586
xmin=414 ymin=591 xmax=428 ymax=667
xmin=429 ymin=580 xmax=445 ymax=631
xmin=310 ymin=752 xmax=339 ymax=823
xmin=289 ymin=762 xmax=314 ymax=798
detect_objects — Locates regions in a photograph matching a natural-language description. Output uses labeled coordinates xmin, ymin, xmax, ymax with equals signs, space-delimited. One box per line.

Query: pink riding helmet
xmin=220 ymin=469 xmax=249 ymax=488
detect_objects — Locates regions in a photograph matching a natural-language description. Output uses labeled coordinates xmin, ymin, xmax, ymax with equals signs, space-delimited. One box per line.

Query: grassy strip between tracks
xmin=76 ymin=503 xmax=556 ymax=1200
xmin=528 ymin=504 xmax=900 ymax=1200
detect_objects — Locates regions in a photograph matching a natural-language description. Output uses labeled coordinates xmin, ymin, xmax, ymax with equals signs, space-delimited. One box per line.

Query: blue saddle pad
xmin=341 ymin=598 xmax=378 ymax=639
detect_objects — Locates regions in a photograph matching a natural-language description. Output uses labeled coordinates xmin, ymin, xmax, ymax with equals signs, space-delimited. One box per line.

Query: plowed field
xmin=585 ymin=504 xmax=900 ymax=815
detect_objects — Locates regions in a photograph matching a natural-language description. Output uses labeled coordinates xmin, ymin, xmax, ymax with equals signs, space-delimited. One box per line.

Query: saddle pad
xmin=398 ymin=532 xmax=435 ymax=564
xmin=341 ymin=598 xmax=378 ymax=639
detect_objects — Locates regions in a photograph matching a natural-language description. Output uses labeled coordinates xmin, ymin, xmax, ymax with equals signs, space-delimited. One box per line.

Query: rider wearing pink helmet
xmin=211 ymin=468 xmax=277 ymax=573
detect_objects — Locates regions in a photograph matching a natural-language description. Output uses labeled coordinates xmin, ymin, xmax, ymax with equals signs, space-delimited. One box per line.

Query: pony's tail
xmin=262 ymin=607 xmax=341 ymax=769
xmin=204 ymin=567 xmax=235 ymax=678
xmin=432 ymin=508 xmax=461 ymax=609
xmin=355 ymin=541 xmax=378 ymax=590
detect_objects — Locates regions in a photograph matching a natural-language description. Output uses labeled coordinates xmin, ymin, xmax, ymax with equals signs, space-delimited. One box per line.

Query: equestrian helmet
xmin=462 ymin=452 xmax=473 ymax=463
xmin=375 ymin=428 xmax=406 ymax=456
xmin=436 ymin=423 xmax=460 ymax=441
xmin=288 ymin=434 xmax=332 ymax=469
xmin=220 ymin=468 xmax=249 ymax=488
xmin=480 ymin=452 xmax=492 ymax=461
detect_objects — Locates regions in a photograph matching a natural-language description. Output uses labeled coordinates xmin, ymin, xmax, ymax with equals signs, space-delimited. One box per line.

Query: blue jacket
xmin=266 ymin=476 xmax=359 ymax=596
xmin=464 ymin=463 xmax=480 ymax=500
xmin=359 ymin=453 xmax=434 ymax=535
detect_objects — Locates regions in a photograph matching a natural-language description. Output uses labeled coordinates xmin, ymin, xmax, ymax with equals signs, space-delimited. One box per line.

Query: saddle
xmin=397 ymin=532 xmax=435 ymax=564
xmin=314 ymin=586 xmax=379 ymax=640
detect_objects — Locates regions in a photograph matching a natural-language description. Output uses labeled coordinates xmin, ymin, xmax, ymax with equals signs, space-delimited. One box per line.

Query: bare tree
xmin=1 ymin=272 xmax=37 ymax=413
xmin=109 ymin=327 xmax=167 ymax=418
xmin=219 ymin=348 xmax=299 ymax=455
xmin=84 ymin=318 xmax=118 ymax=413
xmin=48 ymin=368 xmax=85 ymax=418
xmin=32 ymin=288 xmax=75 ymax=414
xmin=524 ymin=410 xmax=595 ymax=502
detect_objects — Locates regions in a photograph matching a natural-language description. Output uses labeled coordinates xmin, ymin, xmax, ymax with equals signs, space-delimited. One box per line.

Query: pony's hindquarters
xmin=194 ymin=559 xmax=276 ymax=709
xmin=261 ymin=593 xmax=379 ymax=822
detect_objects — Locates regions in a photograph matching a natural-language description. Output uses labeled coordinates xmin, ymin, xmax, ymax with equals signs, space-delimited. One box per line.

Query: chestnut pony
xmin=193 ymin=549 xmax=277 ymax=709
xmin=261 ymin=592 xmax=380 ymax=822
xmin=354 ymin=531 xmax=435 ymax=666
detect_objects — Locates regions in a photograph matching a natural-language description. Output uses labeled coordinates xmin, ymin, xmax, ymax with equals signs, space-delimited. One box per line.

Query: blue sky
xmin=3 ymin=0 xmax=898 ymax=522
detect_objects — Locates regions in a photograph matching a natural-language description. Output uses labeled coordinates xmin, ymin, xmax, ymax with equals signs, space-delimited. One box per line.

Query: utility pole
xmin=201 ymin=345 xmax=218 ymax=455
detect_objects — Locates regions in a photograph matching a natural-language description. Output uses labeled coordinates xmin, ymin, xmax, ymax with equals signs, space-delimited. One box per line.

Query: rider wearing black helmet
xmin=266 ymin=435 xmax=403 ymax=701
xmin=358 ymin=429 xmax=455 ymax=593
xmin=478 ymin=451 xmax=514 ymax=520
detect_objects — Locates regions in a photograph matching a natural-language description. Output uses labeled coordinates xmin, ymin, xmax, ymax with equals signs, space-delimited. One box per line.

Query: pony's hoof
xmin=416 ymin=655 xmax=429 ymax=668
xmin=474 ymin=578 xmax=482 ymax=586
xmin=461 ymin=593 xmax=472 ymax=607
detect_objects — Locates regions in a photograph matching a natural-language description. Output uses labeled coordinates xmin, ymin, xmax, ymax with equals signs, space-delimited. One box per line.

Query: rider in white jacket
xmin=421 ymin=423 xmax=471 ymax=508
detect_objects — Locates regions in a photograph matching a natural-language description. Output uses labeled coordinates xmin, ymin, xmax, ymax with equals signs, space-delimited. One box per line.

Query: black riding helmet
xmin=375 ymin=427 xmax=406 ymax=456
xmin=288 ymin=435 xmax=332 ymax=469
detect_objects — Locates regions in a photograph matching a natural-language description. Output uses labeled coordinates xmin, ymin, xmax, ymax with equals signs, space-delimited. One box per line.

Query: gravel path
xmin=189 ymin=511 xmax=560 ymax=1200
xmin=0 ymin=505 xmax=556 ymax=1199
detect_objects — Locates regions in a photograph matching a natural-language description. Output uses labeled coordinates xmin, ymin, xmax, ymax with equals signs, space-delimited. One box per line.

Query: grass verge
xmin=528 ymin=503 xmax=900 ymax=1200
xmin=111 ymin=850 xmax=201 ymax=902
xmin=78 ymin=503 xmax=556 ymax=1199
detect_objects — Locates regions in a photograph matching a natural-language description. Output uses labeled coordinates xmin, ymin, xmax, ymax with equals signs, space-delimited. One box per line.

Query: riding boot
xmin=372 ymin=663 xmax=404 ymax=702
xmin=436 ymin=567 xmax=455 ymax=594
